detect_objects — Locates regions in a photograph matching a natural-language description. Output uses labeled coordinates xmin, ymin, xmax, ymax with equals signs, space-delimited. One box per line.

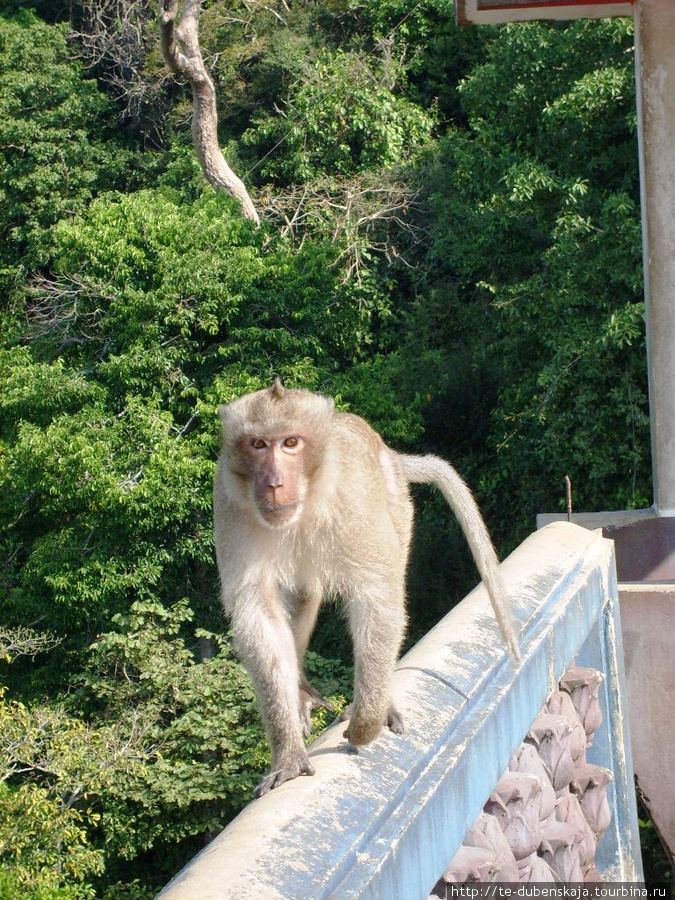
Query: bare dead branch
xmin=26 ymin=273 xmax=112 ymax=350
xmin=70 ymin=0 xmax=169 ymax=133
xmin=0 ymin=628 xmax=61 ymax=664
xmin=259 ymin=175 xmax=425 ymax=286
xmin=158 ymin=0 xmax=260 ymax=224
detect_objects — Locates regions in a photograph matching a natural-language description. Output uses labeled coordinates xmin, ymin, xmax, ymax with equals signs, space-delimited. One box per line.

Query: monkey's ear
xmin=270 ymin=377 xmax=285 ymax=399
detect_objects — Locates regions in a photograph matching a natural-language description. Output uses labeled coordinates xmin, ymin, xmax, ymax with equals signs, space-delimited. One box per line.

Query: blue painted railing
xmin=155 ymin=521 xmax=642 ymax=899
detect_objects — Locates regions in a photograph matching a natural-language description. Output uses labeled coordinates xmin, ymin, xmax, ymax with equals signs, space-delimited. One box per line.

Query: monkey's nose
xmin=265 ymin=482 xmax=285 ymax=506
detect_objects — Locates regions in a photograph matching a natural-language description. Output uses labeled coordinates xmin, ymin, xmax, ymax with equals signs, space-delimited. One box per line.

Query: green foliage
xmin=0 ymin=782 xmax=102 ymax=899
xmin=348 ymin=0 xmax=490 ymax=121
xmin=245 ymin=46 xmax=436 ymax=183
xmin=204 ymin=0 xmax=333 ymax=140
xmin=1 ymin=393 xmax=214 ymax=632
xmin=410 ymin=18 xmax=649 ymax=541
xmin=41 ymin=188 xmax=365 ymax=388
xmin=0 ymin=685 xmax=104 ymax=899
xmin=75 ymin=600 xmax=267 ymax=861
xmin=0 ymin=11 xmax=135 ymax=271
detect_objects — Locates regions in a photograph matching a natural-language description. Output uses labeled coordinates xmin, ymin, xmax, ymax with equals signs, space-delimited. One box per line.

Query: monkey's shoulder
xmin=330 ymin=411 xmax=408 ymax=504
xmin=333 ymin=410 xmax=388 ymax=451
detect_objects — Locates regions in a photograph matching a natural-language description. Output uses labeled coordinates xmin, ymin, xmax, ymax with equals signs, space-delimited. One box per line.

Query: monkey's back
xmin=324 ymin=412 xmax=414 ymax=580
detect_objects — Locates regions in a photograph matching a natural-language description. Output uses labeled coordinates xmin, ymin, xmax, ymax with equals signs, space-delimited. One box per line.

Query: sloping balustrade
xmin=156 ymin=521 xmax=642 ymax=900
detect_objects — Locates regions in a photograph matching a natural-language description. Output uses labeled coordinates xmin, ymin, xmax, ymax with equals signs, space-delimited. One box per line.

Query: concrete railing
xmin=156 ymin=522 xmax=643 ymax=899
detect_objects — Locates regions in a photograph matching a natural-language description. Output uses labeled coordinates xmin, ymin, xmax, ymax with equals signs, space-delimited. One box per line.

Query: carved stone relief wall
xmin=430 ymin=666 xmax=611 ymax=891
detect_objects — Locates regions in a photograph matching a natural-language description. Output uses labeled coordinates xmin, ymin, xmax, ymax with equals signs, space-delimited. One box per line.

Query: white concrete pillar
xmin=634 ymin=0 xmax=675 ymax=516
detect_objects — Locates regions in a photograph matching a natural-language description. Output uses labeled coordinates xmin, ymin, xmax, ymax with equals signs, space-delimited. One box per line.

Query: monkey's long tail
xmin=399 ymin=454 xmax=522 ymax=664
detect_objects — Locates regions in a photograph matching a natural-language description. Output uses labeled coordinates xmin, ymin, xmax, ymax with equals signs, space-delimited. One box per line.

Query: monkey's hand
xmin=253 ymin=752 xmax=316 ymax=798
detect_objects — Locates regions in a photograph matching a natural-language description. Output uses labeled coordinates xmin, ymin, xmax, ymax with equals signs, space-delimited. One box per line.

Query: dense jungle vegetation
xmin=0 ymin=0 xmax=656 ymax=895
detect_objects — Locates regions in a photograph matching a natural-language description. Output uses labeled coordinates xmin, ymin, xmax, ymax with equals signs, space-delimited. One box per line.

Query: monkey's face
xmin=237 ymin=433 xmax=307 ymax=528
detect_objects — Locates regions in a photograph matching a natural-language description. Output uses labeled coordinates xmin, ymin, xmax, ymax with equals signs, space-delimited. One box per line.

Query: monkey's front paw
xmin=343 ymin=715 xmax=382 ymax=746
xmin=252 ymin=754 xmax=315 ymax=798
xmin=340 ymin=704 xmax=405 ymax=741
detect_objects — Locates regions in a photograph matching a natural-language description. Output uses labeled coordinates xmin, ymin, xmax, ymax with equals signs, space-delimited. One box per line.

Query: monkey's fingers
xmin=252 ymin=755 xmax=316 ymax=798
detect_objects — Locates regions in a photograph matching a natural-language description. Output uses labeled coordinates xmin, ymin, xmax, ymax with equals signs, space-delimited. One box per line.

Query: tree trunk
xmin=158 ymin=0 xmax=260 ymax=225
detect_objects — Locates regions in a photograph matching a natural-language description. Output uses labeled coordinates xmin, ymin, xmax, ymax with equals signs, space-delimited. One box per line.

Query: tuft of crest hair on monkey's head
xmin=270 ymin=376 xmax=285 ymax=399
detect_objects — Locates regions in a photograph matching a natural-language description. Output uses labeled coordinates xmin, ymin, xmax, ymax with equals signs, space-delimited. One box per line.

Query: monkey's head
xmin=219 ymin=379 xmax=335 ymax=528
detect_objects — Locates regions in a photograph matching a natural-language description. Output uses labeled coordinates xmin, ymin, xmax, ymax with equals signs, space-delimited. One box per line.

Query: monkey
xmin=213 ymin=378 xmax=521 ymax=798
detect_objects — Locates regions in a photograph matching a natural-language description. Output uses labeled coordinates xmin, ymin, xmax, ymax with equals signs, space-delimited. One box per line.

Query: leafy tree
xmin=0 ymin=10 xmax=146 ymax=276
xmin=74 ymin=600 xmax=266 ymax=876
xmin=403 ymin=18 xmax=648 ymax=543
xmin=0 ymin=712 xmax=105 ymax=900
xmin=245 ymin=44 xmax=436 ymax=184
xmin=0 ymin=628 xmax=104 ymax=899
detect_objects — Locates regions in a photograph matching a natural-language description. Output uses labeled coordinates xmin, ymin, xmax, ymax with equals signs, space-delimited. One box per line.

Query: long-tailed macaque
xmin=214 ymin=379 xmax=520 ymax=797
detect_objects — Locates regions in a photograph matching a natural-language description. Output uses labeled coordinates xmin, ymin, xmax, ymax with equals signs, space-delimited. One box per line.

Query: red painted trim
xmin=475 ymin=0 xmax=633 ymax=8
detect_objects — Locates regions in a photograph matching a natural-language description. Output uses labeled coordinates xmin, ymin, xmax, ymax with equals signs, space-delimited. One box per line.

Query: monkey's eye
xmin=250 ymin=438 xmax=267 ymax=450
xmin=283 ymin=436 xmax=300 ymax=449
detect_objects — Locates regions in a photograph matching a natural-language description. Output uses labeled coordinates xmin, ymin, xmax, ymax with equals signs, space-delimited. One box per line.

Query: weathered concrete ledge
xmin=156 ymin=522 xmax=641 ymax=899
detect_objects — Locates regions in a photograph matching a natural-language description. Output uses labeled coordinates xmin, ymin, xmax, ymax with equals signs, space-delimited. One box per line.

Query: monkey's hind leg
xmin=343 ymin=586 xmax=407 ymax=747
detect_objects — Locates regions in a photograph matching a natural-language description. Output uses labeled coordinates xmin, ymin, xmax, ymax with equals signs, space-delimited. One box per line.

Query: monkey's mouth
xmin=257 ymin=502 xmax=300 ymax=526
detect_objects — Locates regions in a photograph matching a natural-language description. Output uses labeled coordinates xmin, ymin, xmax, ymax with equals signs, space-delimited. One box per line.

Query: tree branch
xmin=158 ymin=0 xmax=260 ymax=225
xmin=259 ymin=175 xmax=425 ymax=285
